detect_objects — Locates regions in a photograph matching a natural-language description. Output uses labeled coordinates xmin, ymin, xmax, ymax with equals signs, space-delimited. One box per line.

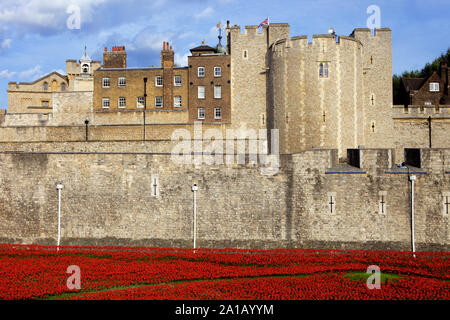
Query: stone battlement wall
xmin=0 ymin=148 xmax=448 ymax=250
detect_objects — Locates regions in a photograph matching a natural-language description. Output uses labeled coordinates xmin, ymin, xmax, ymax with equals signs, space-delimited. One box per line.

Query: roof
xmin=190 ymin=45 xmax=216 ymax=53
xmin=402 ymin=77 xmax=426 ymax=92
xmin=11 ymin=71 xmax=68 ymax=86
xmin=401 ymin=71 xmax=441 ymax=92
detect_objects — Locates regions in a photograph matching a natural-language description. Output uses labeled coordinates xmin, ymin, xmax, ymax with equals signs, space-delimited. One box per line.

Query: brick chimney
xmin=103 ymin=46 xmax=127 ymax=68
xmin=441 ymin=60 xmax=448 ymax=95
xmin=161 ymin=42 xmax=174 ymax=108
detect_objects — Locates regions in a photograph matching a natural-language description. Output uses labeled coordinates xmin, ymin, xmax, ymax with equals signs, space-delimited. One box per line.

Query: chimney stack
xmin=441 ymin=61 xmax=449 ymax=95
xmin=103 ymin=46 xmax=127 ymax=68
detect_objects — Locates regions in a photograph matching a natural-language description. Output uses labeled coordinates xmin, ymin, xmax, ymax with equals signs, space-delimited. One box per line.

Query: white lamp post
xmin=56 ymin=184 xmax=63 ymax=252
xmin=409 ymin=175 xmax=416 ymax=258
xmin=191 ymin=183 xmax=198 ymax=252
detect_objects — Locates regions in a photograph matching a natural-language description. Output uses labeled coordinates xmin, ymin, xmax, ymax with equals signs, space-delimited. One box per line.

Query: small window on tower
xmin=319 ymin=63 xmax=329 ymax=78
xmin=243 ymin=50 xmax=248 ymax=59
xmin=82 ymin=64 xmax=89 ymax=73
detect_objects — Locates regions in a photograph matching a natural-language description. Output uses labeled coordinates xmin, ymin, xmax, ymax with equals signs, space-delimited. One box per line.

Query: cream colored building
xmin=6 ymin=48 xmax=100 ymax=114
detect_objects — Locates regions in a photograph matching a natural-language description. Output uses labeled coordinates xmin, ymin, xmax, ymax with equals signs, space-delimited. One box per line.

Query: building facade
xmin=400 ymin=62 xmax=449 ymax=107
xmin=1 ymin=21 xmax=449 ymax=159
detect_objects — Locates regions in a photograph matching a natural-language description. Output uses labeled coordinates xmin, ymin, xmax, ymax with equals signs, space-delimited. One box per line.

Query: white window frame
xmin=198 ymin=86 xmax=205 ymax=99
xmin=102 ymin=77 xmax=110 ymax=88
xmin=429 ymin=82 xmax=439 ymax=92
xmin=155 ymin=76 xmax=163 ymax=87
xmin=198 ymin=108 xmax=205 ymax=120
xmin=174 ymin=96 xmax=182 ymax=108
xmin=155 ymin=96 xmax=163 ymax=108
xmin=118 ymin=97 xmax=126 ymax=108
xmin=174 ymin=75 xmax=182 ymax=86
xmin=118 ymin=77 xmax=126 ymax=88
xmin=198 ymin=67 xmax=205 ymax=77
xmin=214 ymin=66 xmax=222 ymax=77
xmin=214 ymin=107 xmax=222 ymax=120
xmin=137 ymin=97 xmax=145 ymax=108
xmin=214 ymin=86 xmax=222 ymax=99
xmin=102 ymin=98 xmax=110 ymax=109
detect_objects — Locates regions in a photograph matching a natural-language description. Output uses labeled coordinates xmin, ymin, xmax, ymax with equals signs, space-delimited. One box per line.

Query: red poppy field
xmin=0 ymin=244 xmax=448 ymax=300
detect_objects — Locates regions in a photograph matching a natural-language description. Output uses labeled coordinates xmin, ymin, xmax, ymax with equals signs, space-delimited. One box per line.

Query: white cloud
xmin=174 ymin=53 xmax=189 ymax=67
xmin=0 ymin=69 xmax=16 ymax=79
xmin=195 ymin=7 xmax=214 ymax=19
xmin=131 ymin=29 xmax=175 ymax=51
xmin=1 ymin=39 xmax=11 ymax=49
xmin=54 ymin=69 xmax=66 ymax=75
xmin=0 ymin=0 xmax=109 ymax=34
xmin=19 ymin=65 xmax=43 ymax=80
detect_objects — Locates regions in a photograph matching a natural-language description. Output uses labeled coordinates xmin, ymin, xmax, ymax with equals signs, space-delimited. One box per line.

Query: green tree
xmin=393 ymin=48 xmax=449 ymax=104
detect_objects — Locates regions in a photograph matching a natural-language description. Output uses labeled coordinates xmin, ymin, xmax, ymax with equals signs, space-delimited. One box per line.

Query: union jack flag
xmin=258 ymin=17 xmax=269 ymax=28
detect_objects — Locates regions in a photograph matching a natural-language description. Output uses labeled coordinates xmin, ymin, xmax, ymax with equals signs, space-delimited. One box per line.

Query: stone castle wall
xmin=0 ymin=148 xmax=448 ymax=250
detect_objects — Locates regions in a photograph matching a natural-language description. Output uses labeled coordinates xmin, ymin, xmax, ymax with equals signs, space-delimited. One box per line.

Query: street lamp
xmin=56 ymin=184 xmax=63 ymax=252
xmin=84 ymin=119 xmax=89 ymax=142
xmin=143 ymin=77 xmax=147 ymax=141
xmin=401 ymin=162 xmax=416 ymax=258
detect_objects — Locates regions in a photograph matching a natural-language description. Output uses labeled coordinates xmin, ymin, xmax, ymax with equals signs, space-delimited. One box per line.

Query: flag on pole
xmin=258 ymin=17 xmax=269 ymax=28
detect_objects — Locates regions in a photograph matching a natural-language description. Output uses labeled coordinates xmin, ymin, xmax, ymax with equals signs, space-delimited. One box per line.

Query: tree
xmin=393 ymin=48 xmax=449 ymax=104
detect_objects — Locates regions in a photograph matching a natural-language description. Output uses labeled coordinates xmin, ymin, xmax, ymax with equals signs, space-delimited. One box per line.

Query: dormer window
xmin=429 ymin=82 xmax=439 ymax=92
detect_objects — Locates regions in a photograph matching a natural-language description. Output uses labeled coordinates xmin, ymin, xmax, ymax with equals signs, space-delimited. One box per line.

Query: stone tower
xmin=351 ymin=28 xmax=394 ymax=150
xmin=226 ymin=23 xmax=289 ymax=131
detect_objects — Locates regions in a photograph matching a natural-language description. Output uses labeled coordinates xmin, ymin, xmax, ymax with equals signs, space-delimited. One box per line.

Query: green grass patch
xmin=343 ymin=271 xmax=402 ymax=283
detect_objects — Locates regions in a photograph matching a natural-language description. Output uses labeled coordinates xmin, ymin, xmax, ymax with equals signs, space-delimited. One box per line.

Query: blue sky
xmin=0 ymin=0 xmax=448 ymax=109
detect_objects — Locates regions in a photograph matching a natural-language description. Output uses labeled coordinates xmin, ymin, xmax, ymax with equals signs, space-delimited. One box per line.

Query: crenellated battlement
xmin=270 ymin=33 xmax=363 ymax=54
xmin=228 ymin=24 xmax=268 ymax=37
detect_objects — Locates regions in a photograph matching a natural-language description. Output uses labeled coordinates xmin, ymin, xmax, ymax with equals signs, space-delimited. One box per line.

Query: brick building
xmin=93 ymin=44 xmax=189 ymax=112
xmin=400 ymin=61 xmax=449 ymax=106
xmin=188 ymin=45 xmax=231 ymax=122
